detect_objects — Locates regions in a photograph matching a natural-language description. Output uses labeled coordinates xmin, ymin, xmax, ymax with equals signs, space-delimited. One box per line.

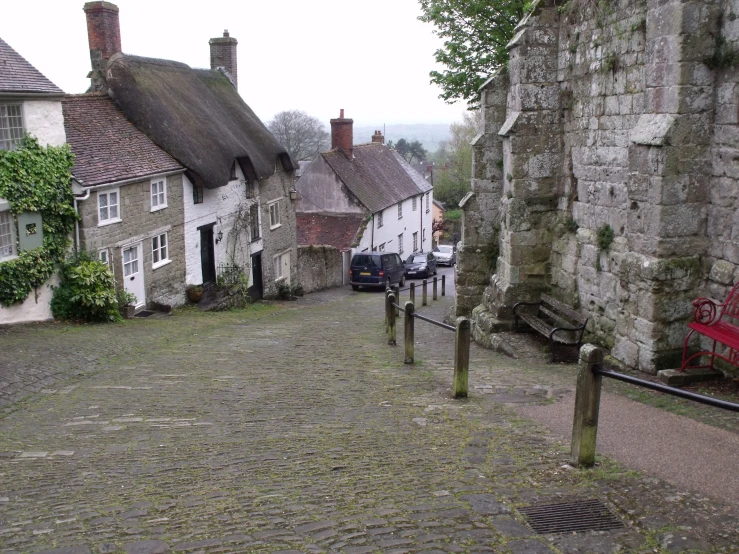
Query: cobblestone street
xmin=1 ymin=288 xmax=738 ymax=553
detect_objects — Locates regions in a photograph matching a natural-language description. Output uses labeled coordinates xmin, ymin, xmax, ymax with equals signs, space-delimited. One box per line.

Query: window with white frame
xmin=151 ymin=178 xmax=167 ymax=211
xmin=0 ymin=104 xmax=24 ymax=151
xmin=99 ymin=249 xmax=109 ymax=266
xmin=269 ymin=199 xmax=281 ymax=229
xmin=398 ymin=233 xmax=404 ymax=255
xmin=151 ymin=232 xmax=169 ymax=268
xmin=0 ymin=209 xmax=16 ymax=260
xmin=413 ymin=231 xmax=418 ymax=252
xmin=377 ymin=210 xmax=383 ymax=228
xmin=98 ymin=189 xmax=120 ymax=225
xmin=412 ymin=196 xmax=417 ymax=211
xmin=274 ymin=250 xmax=290 ymax=281
xmin=425 ymin=192 xmax=430 ymax=213
xmin=378 ymin=243 xmax=385 ymax=252
xmin=398 ymin=202 xmax=402 ymax=219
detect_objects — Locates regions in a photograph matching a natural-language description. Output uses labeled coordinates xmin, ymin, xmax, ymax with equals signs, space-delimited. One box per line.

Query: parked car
xmin=350 ymin=252 xmax=406 ymax=291
xmin=405 ymin=251 xmax=437 ymax=279
xmin=432 ymin=245 xmax=456 ymax=266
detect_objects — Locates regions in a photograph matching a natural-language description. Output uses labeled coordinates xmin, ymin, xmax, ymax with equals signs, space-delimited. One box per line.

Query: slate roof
xmin=63 ymin=93 xmax=183 ymax=187
xmin=296 ymin=213 xmax=365 ymax=251
xmin=0 ymin=38 xmax=63 ymax=95
xmin=105 ymin=54 xmax=296 ymax=189
xmin=321 ymin=143 xmax=433 ymax=213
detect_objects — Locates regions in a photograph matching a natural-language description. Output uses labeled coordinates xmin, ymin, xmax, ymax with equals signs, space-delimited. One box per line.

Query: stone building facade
xmin=459 ymin=0 xmax=739 ymax=373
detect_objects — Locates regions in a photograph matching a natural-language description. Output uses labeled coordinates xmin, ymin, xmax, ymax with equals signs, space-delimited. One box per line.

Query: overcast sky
xmin=3 ymin=0 xmax=468 ymax=128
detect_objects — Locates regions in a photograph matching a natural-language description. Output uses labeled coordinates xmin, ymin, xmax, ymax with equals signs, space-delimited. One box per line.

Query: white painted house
xmin=0 ymin=37 xmax=67 ymax=324
xmin=295 ymin=111 xmax=434 ymax=264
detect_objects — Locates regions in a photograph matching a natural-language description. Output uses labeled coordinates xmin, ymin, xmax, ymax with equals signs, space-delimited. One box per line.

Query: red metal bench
xmin=681 ymin=282 xmax=739 ymax=371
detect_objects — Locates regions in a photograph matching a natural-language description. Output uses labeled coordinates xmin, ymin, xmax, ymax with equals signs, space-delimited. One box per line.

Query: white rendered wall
xmin=23 ymin=100 xmax=66 ymax=147
xmin=357 ymin=193 xmax=433 ymax=256
xmin=183 ymin=168 xmax=263 ymax=286
xmin=0 ymin=275 xmax=57 ymax=325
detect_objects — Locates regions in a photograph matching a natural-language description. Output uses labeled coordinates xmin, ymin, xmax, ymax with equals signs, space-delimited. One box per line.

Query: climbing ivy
xmin=0 ymin=135 xmax=77 ymax=306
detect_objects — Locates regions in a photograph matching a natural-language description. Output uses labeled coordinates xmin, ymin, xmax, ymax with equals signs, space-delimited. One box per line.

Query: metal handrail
xmin=413 ymin=311 xmax=455 ymax=332
xmin=594 ymin=368 xmax=739 ymax=412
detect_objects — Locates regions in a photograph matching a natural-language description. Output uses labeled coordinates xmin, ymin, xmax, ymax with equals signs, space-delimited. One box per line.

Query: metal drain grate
xmin=134 ymin=310 xmax=155 ymax=318
xmin=519 ymin=499 xmax=624 ymax=534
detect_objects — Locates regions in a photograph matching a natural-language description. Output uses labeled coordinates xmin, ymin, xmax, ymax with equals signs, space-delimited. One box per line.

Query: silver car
xmin=432 ymin=245 xmax=456 ymax=266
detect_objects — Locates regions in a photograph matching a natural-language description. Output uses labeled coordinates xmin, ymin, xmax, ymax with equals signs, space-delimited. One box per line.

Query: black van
xmin=349 ymin=252 xmax=406 ymax=291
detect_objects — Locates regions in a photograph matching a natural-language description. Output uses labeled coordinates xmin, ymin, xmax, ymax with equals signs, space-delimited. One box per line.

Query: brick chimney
xmin=330 ymin=109 xmax=353 ymax=157
xmin=371 ymin=130 xmax=384 ymax=144
xmin=209 ymin=30 xmax=238 ymax=88
xmin=83 ymin=1 xmax=121 ymax=92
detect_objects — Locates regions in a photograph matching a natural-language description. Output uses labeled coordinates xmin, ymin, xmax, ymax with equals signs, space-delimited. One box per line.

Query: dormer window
xmin=230 ymin=161 xmax=237 ymax=181
xmin=0 ymin=104 xmax=24 ymax=151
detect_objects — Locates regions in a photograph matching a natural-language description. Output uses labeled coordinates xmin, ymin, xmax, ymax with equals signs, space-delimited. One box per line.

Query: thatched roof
xmin=321 ymin=143 xmax=433 ymax=213
xmin=106 ymin=54 xmax=296 ymax=189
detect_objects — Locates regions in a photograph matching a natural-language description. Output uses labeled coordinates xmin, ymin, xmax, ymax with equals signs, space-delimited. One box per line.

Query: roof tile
xmin=0 ymin=37 xmax=63 ymax=95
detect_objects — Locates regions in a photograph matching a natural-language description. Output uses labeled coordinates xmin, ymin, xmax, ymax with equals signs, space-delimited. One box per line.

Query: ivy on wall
xmin=0 ymin=135 xmax=77 ymax=306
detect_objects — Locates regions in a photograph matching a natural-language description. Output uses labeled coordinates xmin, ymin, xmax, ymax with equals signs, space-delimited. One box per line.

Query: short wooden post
xmin=453 ymin=317 xmax=470 ymax=398
xmin=441 ymin=275 xmax=446 ymax=296
xmin=387 ymin=293 xmax=396 ymax=346
xmin=404 ymin=301 xmax=415 ymax=364
xmin=410 ymin=282 xmax=416 ymax=305
xmin=384 ymin=288 xmax=391 ymax=329
xmin=433 ymin=277 xmax=438 ymax=301
xmin=393 ymin=285 xmax=400 ymax=318
xmin=422 ymin=279 xmax=428 ymax=306
xmin=571 ymin=344 xmax=604 ymax=467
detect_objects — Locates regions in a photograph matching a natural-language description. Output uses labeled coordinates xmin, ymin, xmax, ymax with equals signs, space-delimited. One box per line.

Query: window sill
xmin=251 ymin=236 xmax=261 ymax=243
xmin=151 ymin=204 xmax=168 ymax=212
xmin=0 ymin=254 xmax=19 ymax=264
xmin=98 ymin=218 xmax=122 ymax=227
xmin=152 ymin=259 xmax=171 ymax=270
xmin=275 ymin=276 xmax=286 ymax=283
xmin=270 ymin=223 xmax=282 ymax=231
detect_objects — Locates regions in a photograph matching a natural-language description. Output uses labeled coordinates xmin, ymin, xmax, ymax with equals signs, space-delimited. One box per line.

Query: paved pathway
xmin=1 ymin=287 xmax=738 ymax=553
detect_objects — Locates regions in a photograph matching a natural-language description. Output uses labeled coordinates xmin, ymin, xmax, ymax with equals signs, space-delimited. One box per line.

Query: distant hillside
xmin=353 ymin=124 xmax=451 ymax=154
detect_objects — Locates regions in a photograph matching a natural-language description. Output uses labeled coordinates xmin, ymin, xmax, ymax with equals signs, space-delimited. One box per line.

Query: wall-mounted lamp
xmin=289 ymin=188 xmax=298 ymax=201
xmin=215 ymin=230 xmax=223 ymax=244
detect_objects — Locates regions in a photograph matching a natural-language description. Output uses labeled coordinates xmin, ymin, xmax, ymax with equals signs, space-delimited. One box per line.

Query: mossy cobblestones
xmin=1 ymin=290 xmax=738 ymax=553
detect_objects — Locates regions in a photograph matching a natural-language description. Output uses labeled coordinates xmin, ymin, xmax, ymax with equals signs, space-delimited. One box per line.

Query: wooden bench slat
xmin=539 ymin=305 xmax=578 ymax=330
xmin=541 ymin=294 xmax=587 ymax=324
xmin=519 ymin=313 xmax=580 ymax=345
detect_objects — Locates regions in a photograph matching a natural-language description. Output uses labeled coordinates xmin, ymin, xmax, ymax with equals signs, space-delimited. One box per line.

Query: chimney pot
xmin=330 ymin=109 xmax=353 ymax=157
xmin=371 ymin=129 xmax=385 ymax=145
xmin=223 ymin=29 xmax=229 ymax=37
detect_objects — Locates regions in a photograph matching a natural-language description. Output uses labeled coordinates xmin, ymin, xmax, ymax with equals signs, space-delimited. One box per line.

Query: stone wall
xmin=79 ymin=171 xmax=187 ymax=308
xmin=460 ymin=0 xmax=739 ymax=373
xmin=259 ymin=166 xmax=299 ymax=298
xmin=297 ymin=245 xmax=344 ymax=294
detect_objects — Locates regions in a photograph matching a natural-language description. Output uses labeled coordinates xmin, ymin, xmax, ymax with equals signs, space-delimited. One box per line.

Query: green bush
xmin=596 ymin=224 xmax=615 ymax=251
xmin=51 ymin=253 xmax=121 ymax=322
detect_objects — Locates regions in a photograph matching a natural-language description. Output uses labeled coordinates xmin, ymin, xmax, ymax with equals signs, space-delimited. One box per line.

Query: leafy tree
xmin=267 ymin=110 xmax=330 ymax=161
xmin=431 ymin=111 xmax=482 ymax=207
xmin=418 ymin=0 xmax=528 ymax=107
xmin=391 ymin=138 xmax=428 ymax=164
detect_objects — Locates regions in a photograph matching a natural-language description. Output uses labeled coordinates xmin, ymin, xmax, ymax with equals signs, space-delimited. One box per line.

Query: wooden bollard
xmin=393 ymin=285 xmax=400 ymax=318
xmin=422 ymin=279 xmax=428 ymax=306
xmin=410 ymin=282 xmax=416 ymax=305
xmin=404 ymin=301 xmax=415 ymax=364
xmin=453 ymin=317 xmax=470 ymax=398
xmin=433 ymin=277 xmax=438 ymax=300
xmin=385 ymin=288 xmax=391 ymax=328
xmin=387 ymin=293 xmax=397 ymax=346
xmin=441 ymin=275 xmax=446 ymax=296
xmin=571 ymin=344 xmax=604 ymax=467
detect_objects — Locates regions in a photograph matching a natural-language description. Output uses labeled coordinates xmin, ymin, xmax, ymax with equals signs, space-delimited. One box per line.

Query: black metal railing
xmin=571 ymin=345 xmax=739 ymax=467
xmin=384 ymin=287 xmax=469 ymax=398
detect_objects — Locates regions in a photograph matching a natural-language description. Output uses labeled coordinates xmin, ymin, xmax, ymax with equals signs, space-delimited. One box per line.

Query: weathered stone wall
xmin=259 ymin=165 xmax=299 ymax=298
xmin=462 ymin=0 xmax=739 ymax=373
xmin=297 ymin=245 xmax=344 ymax=294
xmin=80 ymin=172 xmax=187 ymax=308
